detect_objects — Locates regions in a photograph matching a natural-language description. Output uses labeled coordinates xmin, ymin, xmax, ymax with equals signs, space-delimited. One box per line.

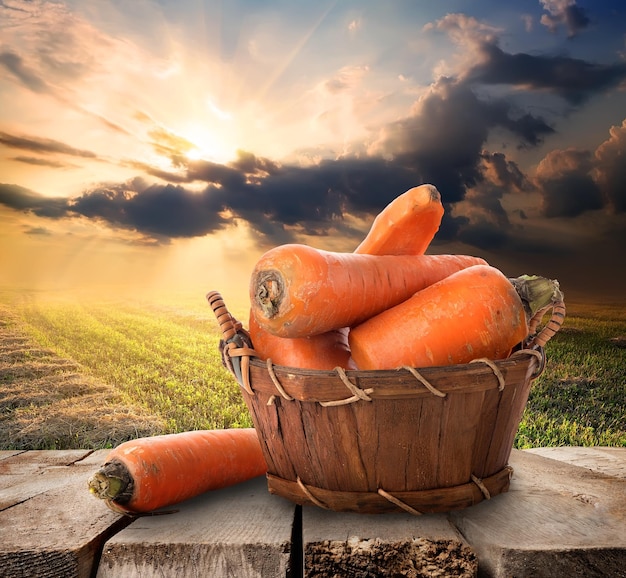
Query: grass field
xmin=1 ymin=289 xmax=624 ymax=450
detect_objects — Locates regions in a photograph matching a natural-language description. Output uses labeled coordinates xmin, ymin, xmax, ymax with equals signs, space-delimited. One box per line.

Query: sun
xmin=176 ymin=125 xmax=233 ymax=164
xmin=175 ymin=99 xmax=239 ymax=165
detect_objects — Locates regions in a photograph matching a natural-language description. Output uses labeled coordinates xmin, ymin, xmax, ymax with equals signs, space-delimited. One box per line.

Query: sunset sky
xmin=1 ymin=0 xmax=625 ymax=309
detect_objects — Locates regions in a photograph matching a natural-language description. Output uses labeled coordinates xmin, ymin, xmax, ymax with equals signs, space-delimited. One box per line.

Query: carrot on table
xmin=248 ymin=311 xmax=356 ymax=370
xmin=88 ymin=428 xmax=267 ymax=514
xmin=249 ymin=243 xmax=487 ymax=338
xmin=348 ymin=265 xmax=562 ymax=370
xmin=354 ymin=184 xmax=445 ymax=256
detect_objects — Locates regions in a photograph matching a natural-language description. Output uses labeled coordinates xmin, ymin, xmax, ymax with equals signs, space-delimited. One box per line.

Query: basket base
xmin=267 ymin=466 xmax=513 ymax=514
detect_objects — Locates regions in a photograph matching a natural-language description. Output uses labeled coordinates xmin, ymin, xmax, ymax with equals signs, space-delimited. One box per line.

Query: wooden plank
xmin=302 ymin=507 xmax=477 ymax=577
xmin=96 ymin=476 xmax=297 ymax=578
xmin=448 ymin=449 xmax=626 ymax=577
xmin=0 ymin=450 xmax=98 ymax=510
xmin=0 ymin=449 xmax=93 ymax=477
xmin=525 ymin=446 xmax=626 ymax=479
xmin=0 ymin=450 xmax=25 ymax=461
xmin=0 ymin=450 xmax=131 ymax=578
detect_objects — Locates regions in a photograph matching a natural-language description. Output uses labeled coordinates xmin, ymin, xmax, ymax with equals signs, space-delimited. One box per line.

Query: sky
xmin=1 ymin=0 xmax=625 ymax=309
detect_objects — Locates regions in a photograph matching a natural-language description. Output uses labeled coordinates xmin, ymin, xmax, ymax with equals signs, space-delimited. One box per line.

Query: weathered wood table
xmin=1 ymin=447 xmax=625 ymax=577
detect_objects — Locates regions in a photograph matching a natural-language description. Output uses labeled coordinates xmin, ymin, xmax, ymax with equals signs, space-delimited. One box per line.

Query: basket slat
xmin=471 ymin=388 xmax=503 ymax=479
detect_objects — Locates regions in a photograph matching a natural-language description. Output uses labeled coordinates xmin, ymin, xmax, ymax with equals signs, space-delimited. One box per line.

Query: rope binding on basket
xmin=402 ymin=366 xmax=447 ymax=397
xmin=318 ymin=367 xmax=374 ymax=406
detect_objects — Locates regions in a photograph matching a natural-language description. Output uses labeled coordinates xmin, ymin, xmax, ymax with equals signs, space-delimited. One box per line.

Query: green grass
xmin=1 ymin=291 xmax=624 ymax=449
xmin=516 ymin=301 xmax=626 ymax=448
xmin=1 ymin=291 xmax=253 ymax=438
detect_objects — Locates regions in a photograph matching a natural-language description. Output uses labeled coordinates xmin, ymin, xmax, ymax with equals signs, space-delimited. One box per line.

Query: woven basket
xmin=207 ymin=291 xmax=565 ymax=515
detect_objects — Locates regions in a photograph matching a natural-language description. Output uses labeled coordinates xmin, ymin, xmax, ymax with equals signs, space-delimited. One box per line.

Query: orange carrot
xmin=348 ymin=265 xmax=560 ymax=370
xmin=354 ymin=184 xmax=445 ymax=255
xmin=88 ymin=428 xmax=267 ymax=514
xmin=248 ymin=311 xmax=356 ymax=369
xmin=250 ymin=243 xmax=487 ymax=338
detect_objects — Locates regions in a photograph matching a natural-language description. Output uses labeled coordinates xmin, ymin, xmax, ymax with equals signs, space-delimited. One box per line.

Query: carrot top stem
xmin=88 ymin=461 xmax=134 ymax=504
xmin=509 ymin=274 xmax=564 ymax=321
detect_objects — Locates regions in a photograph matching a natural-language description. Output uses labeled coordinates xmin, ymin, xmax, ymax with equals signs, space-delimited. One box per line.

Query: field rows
xmin=1 ymin=292 xmax=625 ymax=449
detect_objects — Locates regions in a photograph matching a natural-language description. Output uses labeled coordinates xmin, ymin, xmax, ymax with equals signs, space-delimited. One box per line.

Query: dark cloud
xmin=0 ymin=183 xmax=69 ymax=218
xmin=0 ymin=50 xmax=50 ymax=93
xmin=480 ymin=152 xmax=530 ymax=192
xmin=203 ymin=156 xmax=419 ymax=243
xmin=10 ymin=155 xmax=76 ymax=168
xmin=540 ymin=0 xmax=591 ymax=38
xmin=535 ymin=148 xmax=603 ymax=217
xmin=66 ymin=179 xmax=228 ymax=239
xmin=430 ymin=11 xmax=625 ymax=106
xmin=439 ymin=153 xmax=530 ymax=251
xmin=466 ymin=43 xmax=626 ymax=105
xmin=24 ymin=226 xmax=52 ymax=236
xmin=186 ymin=160 xmax=247 ymax=189
xmin=457 ymin=220 xmax=509 ymax=250
xmin=594 ymin=119 xmax=626 ymax=213
xmin=229 ymin=150 xmax=280 ymax=177
xmin=372 ymin=77 xmax=553 ymax=202
xmin=0 ymin=131 xmax=98 ymax=159
xmin=532 ymin=120 xmax=626 ymax=218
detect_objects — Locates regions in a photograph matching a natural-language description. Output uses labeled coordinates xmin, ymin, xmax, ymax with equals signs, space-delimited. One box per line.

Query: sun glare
xmin=179 ymin=119 xmax=237 ymax=164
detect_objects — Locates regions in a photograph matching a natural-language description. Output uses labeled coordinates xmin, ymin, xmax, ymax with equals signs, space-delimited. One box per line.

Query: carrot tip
xmin=253 ymin=269 xmax=284 ymax=319
xmin=88 ymin=461 xmax=133 ymax=504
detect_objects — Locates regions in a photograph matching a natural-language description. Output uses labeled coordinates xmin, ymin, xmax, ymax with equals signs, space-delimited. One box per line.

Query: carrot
xmin=354 ymin=184 xmax=445 ymax=255
xmin=87 ymin=428 xmax=267 ymax=514
xmin=248 ymin=311 xmax=356 ymax=370
xmin=250 ymin=243 xmax=488 ymax=338
xmin=348 ymin=265 xmax=562 ymax=370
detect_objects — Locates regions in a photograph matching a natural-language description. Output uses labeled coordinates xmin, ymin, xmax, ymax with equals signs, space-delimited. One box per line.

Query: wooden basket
xmin=207 ymin=291 xmax=565 ymax=515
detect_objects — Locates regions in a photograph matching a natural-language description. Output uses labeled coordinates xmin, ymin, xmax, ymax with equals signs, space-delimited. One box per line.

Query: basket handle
xmin=206 ymin=291 xmax=256 ymax=393
xmin=526 ymin=299 xmax=566 ymax=349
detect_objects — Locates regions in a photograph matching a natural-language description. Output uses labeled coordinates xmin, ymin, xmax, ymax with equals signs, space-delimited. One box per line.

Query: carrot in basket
xmin=250 ymin=243 xmax=487 ymax=338
xmin=348 ymin=265 xmax=563 ymax=370
xmin=248 ymin=185 xmax=445 ymax=366
xmin=87 ymin=428 xmax=267 ymax=514
xmin=354 ymin=184 xmax=445 ymax=255
xmin=248 ymin=311 xmax=356 ymax=370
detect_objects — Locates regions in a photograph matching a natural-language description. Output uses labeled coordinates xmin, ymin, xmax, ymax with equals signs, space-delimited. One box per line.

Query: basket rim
xmin=237 ymin=348 xmax=544 ymax=404
xmin=248 ymin=347 xmax=541 ymax=376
